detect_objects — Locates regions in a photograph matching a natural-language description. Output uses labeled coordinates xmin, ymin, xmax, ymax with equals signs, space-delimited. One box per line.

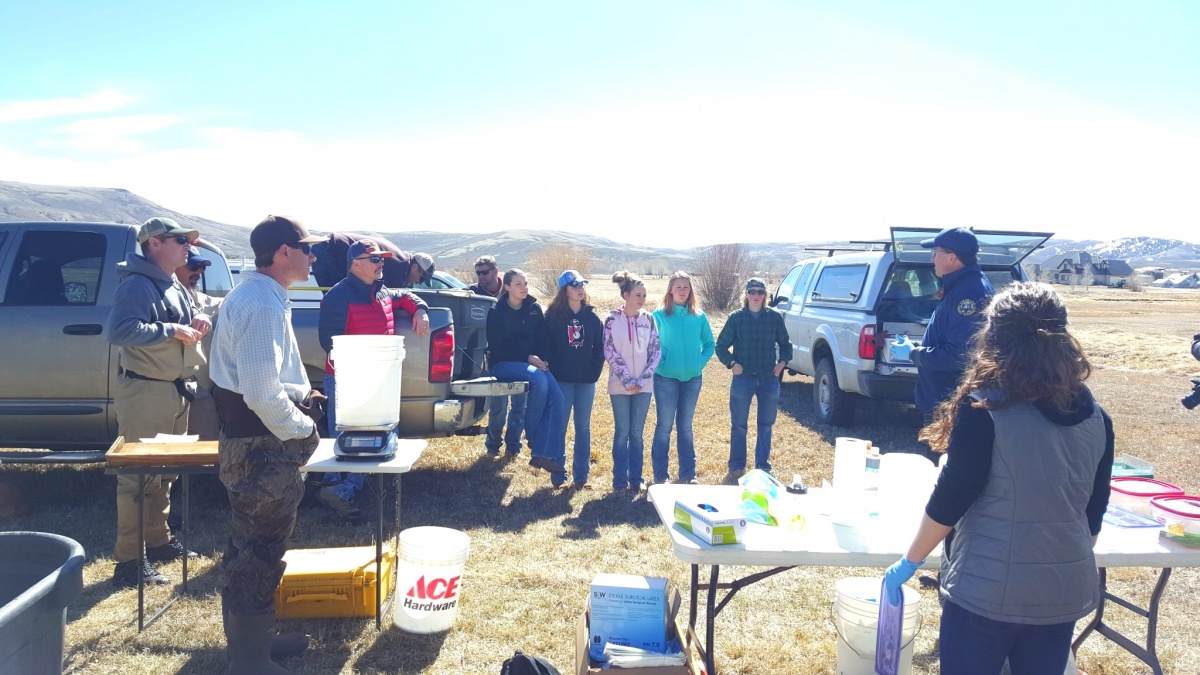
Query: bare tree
xmin=694 ymin=243 xmax=753 ymax=312
xmin=526 ymin=243 xmax=594 ymax=299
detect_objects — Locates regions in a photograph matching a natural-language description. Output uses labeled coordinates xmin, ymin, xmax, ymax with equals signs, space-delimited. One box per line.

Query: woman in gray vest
xmin=884 ymin=282 xmax=1114 ymax=675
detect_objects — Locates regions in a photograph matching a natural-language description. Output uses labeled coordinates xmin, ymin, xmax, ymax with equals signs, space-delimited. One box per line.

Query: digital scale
xmin=334 ymin=424 xmax=399 ymax=462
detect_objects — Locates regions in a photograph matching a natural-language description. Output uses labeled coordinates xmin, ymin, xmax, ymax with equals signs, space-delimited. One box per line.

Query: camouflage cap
xmin=138 ymin=217 xmax=199 ymax=244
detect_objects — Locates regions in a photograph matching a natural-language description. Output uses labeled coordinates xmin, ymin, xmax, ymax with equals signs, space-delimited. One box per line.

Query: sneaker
xmin=571 ymin=482 xmax=592 ymax=491
xmin=673 ymin=477 xmax=700 ymax=485
xmin=146 ymin=538 xmax=198 ymax=563
xmin=721 ymin=470 xmax=745 ymax=486
xmin=112 ymin=559 xmax=170 ymax=588
xmin=317 ymin=487 xmax=367 ymax=525
xmin=529 ymin=456 xmax=567 ymax=475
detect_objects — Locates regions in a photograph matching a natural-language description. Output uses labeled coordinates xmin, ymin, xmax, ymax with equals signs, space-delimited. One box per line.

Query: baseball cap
xmin=558 ymin=270 xmax=588 ymax=288
xmin=412 ymin=252 xmax=435 ymax=282
xmin=745 ymin=277 xmax=767 ymax=291
xmin=249 ymin=215 xmax=326 ymax=258
xmin=920 ymin=227 xmax=979 ymax=257
xmin=185 ymin=246 xmax=211 ymax=268
xmin=347 ymin=239 xmax=394 ymax=262
xmin=138 ymin=217 xmax=198 ymax=244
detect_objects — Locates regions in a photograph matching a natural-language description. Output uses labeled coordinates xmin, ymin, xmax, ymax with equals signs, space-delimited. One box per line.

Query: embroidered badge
xmin=957 ymin=299 xmax=977 ymax=316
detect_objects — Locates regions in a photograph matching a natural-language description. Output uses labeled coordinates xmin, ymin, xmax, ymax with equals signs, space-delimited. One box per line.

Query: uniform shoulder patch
xmin=957 ymin=298 xmax=977 ymax=316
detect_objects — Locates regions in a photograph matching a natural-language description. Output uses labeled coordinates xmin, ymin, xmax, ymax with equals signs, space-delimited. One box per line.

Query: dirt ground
xmin=2 ymin=283 xmax=1199 ymax=674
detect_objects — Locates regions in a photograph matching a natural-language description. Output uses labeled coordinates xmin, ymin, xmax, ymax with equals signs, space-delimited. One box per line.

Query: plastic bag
xmin=739 ymin=470 xmax=806 ymax=530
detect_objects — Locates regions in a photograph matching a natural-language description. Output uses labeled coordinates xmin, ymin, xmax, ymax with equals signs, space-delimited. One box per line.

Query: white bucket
xmin=833 ymin=577 xmax=921 ymax=675
xmin=394 ymin=527 xmax=471 ymax=633
xmin=332 ymin=335 xmax=405 ymax=428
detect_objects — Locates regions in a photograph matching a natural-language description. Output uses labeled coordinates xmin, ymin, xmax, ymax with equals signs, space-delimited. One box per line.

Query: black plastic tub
xmin=0 ymin=532 xmax=85 ymax=675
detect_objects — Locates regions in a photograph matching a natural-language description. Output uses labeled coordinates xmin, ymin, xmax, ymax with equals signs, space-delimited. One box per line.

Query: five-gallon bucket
xmin=394 ymin=527 xmax=470 ymax=633
xmin=0 ymin=532 xmax=85 ymax=675
xmin=832 ymin=577 xmax=921 ymax=675
xmin=332 ymin=334 xmax=405 ymax=428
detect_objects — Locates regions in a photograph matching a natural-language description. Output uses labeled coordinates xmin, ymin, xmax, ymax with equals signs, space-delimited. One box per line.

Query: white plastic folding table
xmin=649 ymin=483 xmax=1200 ymax=675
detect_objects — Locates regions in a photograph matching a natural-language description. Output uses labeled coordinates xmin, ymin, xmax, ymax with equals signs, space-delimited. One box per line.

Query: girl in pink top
xmin=603 ymin=271 xmax=661 ymax=491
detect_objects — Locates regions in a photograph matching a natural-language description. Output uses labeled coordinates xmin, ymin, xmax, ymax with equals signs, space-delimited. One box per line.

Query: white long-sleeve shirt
xmin=209 ymin=271 xmax=314 ymax=440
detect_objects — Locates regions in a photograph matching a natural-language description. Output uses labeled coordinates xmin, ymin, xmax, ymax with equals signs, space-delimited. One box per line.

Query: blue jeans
xmin=491 ymin=362 xmax=566 ymax=482
xmin=938 ymin=600 xmax=1075 ymax=675
xmin=559 ymin=382 xmax=595 ymax=484
xmin=486 ymin=391 xmax=527 ymax=455
xmin=322 ymin=373 xmax=364 ymax=501
xmin=650 ymin=373 xmax=703 ymax=483
xmin=610 ymin=392 xmax=652 ymax=490
xmin=728 ymin=372 xmax=780 ymax=472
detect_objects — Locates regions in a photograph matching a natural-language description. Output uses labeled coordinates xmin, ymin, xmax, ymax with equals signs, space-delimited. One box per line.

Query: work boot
xmin=223 ymin=593 xmax=308 ymax=660
xmin=317 ymin=487 xmax=367 ymax=525
xmin=112 ymin=559 xmax=169 ymax=588
xmin=721 ymin=469 xmax=745 ymax=486
xmin=223 ymin=611 xmax=291 ymax=675
xmin=146 ymin=538 xmax=199 ymax=563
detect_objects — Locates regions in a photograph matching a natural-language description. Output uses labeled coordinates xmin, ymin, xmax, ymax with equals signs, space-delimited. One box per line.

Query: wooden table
xmin=105 ymin=436 xmax=220 ymax=630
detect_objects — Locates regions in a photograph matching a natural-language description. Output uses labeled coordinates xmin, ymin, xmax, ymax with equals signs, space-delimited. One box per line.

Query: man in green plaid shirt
xmin=716 ymin=277 xmax=792 ymax=484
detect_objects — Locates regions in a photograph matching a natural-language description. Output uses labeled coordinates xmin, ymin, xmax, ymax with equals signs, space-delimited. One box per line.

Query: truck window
xmin=3 ymin=231 xmax=106 ymax=306
xmin=876 ymin=265 xmax=939 ymax=322
xmin=773 ymin=265 xmax=804 ymax=309
xmin=792 ymin=262 xmax=816 ymax=302
xmin=811 ymin=264 xmax=868 ymax=303
xmin=197 ymin=251 xmax=234 ymax=297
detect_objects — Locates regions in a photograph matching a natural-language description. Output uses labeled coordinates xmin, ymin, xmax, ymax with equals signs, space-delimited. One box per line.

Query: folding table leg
xmin=375 ymin=472 xmax=384 ymax=630
xmin=706 ymin=565 xmax=720 ymax=675
xmin=181 ymin=472 xmax=189 ymax=593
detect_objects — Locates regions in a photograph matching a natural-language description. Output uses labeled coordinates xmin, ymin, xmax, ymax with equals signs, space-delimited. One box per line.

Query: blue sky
xmin=1 ymin=0 xmax=1198 ymax=247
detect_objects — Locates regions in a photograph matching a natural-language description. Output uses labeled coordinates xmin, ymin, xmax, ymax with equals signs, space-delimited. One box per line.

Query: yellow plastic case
xmin=274 ymin=546 xmax=395 ymax=619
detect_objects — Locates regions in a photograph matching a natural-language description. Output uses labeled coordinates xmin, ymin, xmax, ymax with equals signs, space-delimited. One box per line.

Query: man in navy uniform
xmin=911 ymin=227 xmax=995 ymax=418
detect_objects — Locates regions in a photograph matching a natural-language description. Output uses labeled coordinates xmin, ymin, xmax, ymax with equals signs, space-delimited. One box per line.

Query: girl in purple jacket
xmin=603 ymin=271 xmax=661 ymax=492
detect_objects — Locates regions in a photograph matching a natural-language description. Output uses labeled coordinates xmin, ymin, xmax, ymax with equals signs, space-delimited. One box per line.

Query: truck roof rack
xmin=805 ymin=241 xmax=893 ymax=257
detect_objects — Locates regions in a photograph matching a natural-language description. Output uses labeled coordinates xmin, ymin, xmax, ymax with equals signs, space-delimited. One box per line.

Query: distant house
xmin=1152 ymin=272 xmax=1200 ymax=289
xmin=1037 ymin=251 xmax=1134 ymax=287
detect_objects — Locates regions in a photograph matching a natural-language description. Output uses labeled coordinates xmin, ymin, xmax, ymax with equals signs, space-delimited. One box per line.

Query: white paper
xmin=138 ymin=433 xmax=199 ymax=443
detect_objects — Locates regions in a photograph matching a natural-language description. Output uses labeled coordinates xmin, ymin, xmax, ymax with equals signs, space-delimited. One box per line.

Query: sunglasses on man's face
xmin=475 ymin=268 xmax=495 ymax=276
xmin=159 ymin=235 xmax=190 ymax=246
xmin=186 ymin=264 xmax=206 ymax=272
xmin=288 ymin=243 xmax=313 ymax=255
xmin=355 ymin=255 xmax=385 ymax=264
xmin=746 ymin=289 xmax=766 ymax=296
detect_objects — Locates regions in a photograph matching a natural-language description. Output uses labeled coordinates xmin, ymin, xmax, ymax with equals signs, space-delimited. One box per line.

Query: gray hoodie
xmin=106 ymin=252 xmax=198 ymax=381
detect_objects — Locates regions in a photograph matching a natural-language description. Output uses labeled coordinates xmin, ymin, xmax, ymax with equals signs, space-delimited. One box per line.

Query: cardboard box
xmin=274 ymin=545 xmax=395 ymax=619
xmin=576 ymin=588 xmax=704 ymax=675
xmin=674 ymin=499 xmax=747 ymax=545
xmin=588 ymin=574 xmax=669 ymax=659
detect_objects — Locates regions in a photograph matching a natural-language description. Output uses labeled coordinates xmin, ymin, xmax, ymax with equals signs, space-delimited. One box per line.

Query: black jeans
xmin=939 ymin=600 xmax=1074 ymax=675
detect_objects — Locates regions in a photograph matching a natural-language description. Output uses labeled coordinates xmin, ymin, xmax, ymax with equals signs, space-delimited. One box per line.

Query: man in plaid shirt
xmin=715 ymin=277 xmax=792 ymax=484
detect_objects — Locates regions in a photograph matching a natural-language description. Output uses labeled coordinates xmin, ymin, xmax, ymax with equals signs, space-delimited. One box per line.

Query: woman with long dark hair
xmin=884 ymin=282 xmax=1114 ymax=675
xmin=485 ymin=268 xmax=568 ymax=486
xmin=543 ymin=270 xmax=605 ymax=489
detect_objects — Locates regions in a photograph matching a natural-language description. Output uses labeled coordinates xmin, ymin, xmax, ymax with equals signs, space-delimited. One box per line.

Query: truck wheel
xmin=814 ymin=357 xmax=856 ymax=426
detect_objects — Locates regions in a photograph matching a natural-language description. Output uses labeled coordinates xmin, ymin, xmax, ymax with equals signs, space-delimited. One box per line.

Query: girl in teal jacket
xmin=649 ymin=271 xmax=714 ymax=484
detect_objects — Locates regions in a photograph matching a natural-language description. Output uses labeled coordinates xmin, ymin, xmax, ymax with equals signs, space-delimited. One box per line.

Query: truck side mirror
xmin=768 ymin=294 xmax=783 ymax=308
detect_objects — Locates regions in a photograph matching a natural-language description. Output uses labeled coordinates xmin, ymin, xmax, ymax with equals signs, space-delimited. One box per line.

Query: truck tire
xmin=814 ymin=357 xmax=856 ymax=426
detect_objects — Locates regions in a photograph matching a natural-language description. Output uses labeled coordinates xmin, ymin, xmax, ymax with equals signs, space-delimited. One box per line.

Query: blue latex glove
xmin=883 ymin=557 xmax=923 ymax=604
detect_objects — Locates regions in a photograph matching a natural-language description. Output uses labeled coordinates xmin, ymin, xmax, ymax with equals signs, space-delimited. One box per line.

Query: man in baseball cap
xmin=137 ymin=217 xmax=198 ymax=245
xmin=910 ymin=226 xmax=995 ymax=440
xmin=249 ymin=215 xmax=325 ymax=264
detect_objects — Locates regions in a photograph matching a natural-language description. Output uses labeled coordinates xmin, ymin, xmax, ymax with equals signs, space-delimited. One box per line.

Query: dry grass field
xmin=3 ymin=281 xmax=1199 ymax=674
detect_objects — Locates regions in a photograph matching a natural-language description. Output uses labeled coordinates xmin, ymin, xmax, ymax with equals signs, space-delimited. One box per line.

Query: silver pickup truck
xmin=773 ymin=227 xmax=1050 ymax=426
xmin=0 ymin=221 xmax=509 ymax=460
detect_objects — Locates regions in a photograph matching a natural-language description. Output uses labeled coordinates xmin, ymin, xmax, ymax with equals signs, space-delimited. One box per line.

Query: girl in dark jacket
xmin=485 ymin=269 xmax=568 ymax=485
xmin=884 ymin=282 xmax=1113 ymax=675
xmin=543 ymin=270 xmax=605 ymax=489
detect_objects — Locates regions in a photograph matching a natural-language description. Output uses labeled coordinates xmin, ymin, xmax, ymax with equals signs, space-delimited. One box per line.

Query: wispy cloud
xmin=53 ymin=114 xmax=181 ymax=153
xmin=0 ymin=89 xmax=137 ymax=123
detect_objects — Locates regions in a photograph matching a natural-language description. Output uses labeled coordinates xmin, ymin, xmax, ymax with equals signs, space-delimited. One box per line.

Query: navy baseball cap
xmin=185 ymin=246 xmax=211 ymax=268
xmin=920 ymin=227 xmax=979 ymax=257
xmin=558 ymin=270 xmax=588 ymax=288
xmin=347 ymin=239 xmax=394 ymax=262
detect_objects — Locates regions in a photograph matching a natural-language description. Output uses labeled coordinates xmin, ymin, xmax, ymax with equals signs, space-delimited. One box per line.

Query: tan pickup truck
xmin=0 ymin=221 xmax=512 ymax=462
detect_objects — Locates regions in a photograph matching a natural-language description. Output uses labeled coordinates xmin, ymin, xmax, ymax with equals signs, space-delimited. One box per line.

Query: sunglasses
xmin=186 ymin=264 xmax=206 ymax=272
xmin=355 ymin=255 xmax=385 ymax=264
xmin=475 ymin=268 xmax=495 ymax=276
xmin=746 ymin=289 xmax=766 ymax=296
xmin=288 ymin=243 xmax=313 ymax=255
xmin=159 ymin=235 xmax=190 ymax=245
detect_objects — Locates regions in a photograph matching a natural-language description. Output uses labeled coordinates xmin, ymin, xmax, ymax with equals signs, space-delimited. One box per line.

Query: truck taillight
xmin=858 ymin=326 xmax=876 ymax=359
xmin=430 ymin=325 xmax=454 ymax=383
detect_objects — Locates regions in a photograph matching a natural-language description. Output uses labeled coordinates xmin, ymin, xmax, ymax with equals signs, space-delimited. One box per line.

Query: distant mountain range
xmin=2 ymin=179 xmax=1196 ymax=272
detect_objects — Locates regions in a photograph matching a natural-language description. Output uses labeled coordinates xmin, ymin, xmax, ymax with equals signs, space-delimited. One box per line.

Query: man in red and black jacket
xmin=316 ymin=238 xmax=430 ymax=521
